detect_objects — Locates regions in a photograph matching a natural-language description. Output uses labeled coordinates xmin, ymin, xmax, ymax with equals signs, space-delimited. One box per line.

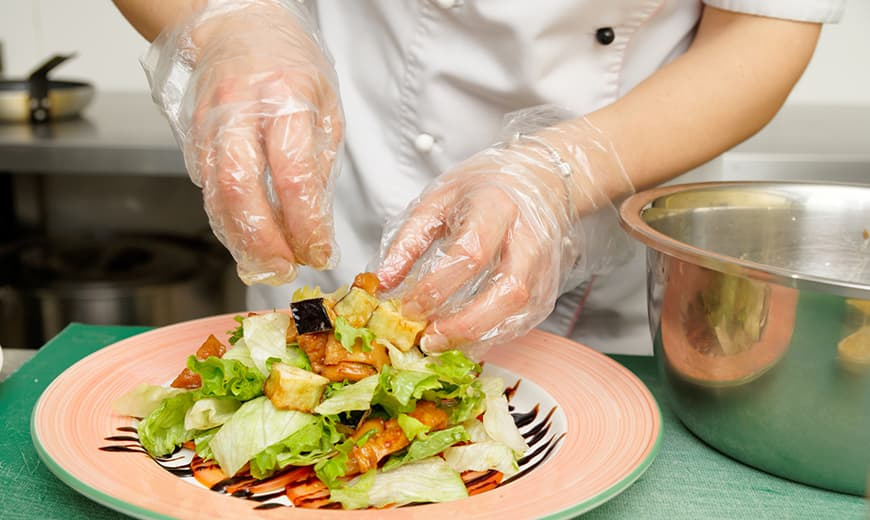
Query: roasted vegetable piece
xmin=319 ymin=361 xmax=378 ymax=383
xmin=407 ymin=400 xmax=449 ymax=431
xmin=351 ymin=272 xmax=380 ymax=295
xmin=263 ymin=362 xmax=330 ymax=412
xmin=366 ymin=299 xmax=427 ymax=352
xmin=334 ymin=287 xmax=381 ymax=327
xmin=323 ymin=334 xmax=390 ymax=371
xmin=291 ymin=298 xmax=334 ymax=335
xmin=347 ymin=418 xmax=409 ymax=474
xmin=286 ymin=316 xmax=299 ymax=344
xmin=297 ymin=332 xmax=328 ymax=373
xmin=344 ymin=400 xmax=448 ymax=475
xmin=171 ymin=334 xmax=227 ymax=389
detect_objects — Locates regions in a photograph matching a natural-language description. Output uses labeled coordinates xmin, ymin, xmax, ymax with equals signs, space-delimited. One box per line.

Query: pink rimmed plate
xmin=32 ymin=313 xmax=661 ymax=519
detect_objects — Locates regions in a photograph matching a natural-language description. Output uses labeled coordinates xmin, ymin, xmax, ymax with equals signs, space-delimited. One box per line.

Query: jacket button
xmin=414 ymin=133 xmax=435 ymax=153
xmin=595 ymin=27 xmax=615 ymax=45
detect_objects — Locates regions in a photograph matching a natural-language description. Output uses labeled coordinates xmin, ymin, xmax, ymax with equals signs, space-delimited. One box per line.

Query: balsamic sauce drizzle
xmin=99 ymin=378 xmax=563 ymax=510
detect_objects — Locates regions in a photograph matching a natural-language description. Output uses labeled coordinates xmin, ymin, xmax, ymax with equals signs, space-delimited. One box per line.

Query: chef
xmin=114 ymin=0 xmax=843 ymax=357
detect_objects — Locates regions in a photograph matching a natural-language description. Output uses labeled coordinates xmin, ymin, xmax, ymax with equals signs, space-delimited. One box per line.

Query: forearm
xmin=112 ymin=0 xmax=207 ymax=41
xmin=585 ymin=6 xmax=821 ymax=192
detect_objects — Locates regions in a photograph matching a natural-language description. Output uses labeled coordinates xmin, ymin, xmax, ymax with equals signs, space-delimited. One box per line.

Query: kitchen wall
xmin=1 ymin=0 xmax=869 ymax=105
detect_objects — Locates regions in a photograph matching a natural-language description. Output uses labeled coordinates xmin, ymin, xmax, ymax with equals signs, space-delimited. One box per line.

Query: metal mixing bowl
xmin=619 ymin=181 xmax=870 ymax=496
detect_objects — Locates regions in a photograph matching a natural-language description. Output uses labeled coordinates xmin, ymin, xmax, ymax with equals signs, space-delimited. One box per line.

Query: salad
xmin=113 ymin=273 xmax=529 ymax=510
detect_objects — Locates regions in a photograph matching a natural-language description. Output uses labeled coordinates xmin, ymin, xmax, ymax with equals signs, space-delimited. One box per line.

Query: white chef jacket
xmin=249 ymin=0 xmax=845 ymax=355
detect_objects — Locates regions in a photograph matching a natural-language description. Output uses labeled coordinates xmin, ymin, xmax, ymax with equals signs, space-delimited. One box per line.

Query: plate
xmin=32 ymin=313 xmax=661 ymax=519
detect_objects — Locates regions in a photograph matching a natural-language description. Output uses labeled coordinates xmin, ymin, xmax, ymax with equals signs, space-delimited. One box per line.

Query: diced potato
xmin=263 ymin=362 xmax=330 ymax=412
xmin=334 ymin=287 xmax=381 ymax=327
xmin=366 ymin=299 xmax=427 ymax=352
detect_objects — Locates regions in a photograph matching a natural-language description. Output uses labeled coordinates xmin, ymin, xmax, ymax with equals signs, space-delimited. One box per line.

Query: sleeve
xmin=702 ymin=0 xmax=846 ymax=23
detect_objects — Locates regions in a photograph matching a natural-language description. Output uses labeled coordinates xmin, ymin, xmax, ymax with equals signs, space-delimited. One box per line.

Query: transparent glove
xmin=376 ymin=106 xmax=635 ymax=359
xmin=142 ymin=0 xmax=343 ymax=285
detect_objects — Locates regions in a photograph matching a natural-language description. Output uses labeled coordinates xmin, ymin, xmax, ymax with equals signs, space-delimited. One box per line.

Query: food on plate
xmin=113 ymin=273 xmax=528 ymax=510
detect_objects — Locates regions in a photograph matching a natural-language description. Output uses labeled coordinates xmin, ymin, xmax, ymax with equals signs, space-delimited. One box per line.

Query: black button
xmin=596 ymin=27 xmax=615 ymax=45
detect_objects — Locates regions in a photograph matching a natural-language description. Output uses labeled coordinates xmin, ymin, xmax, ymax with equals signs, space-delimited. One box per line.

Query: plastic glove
xmin=142 ymin=0 xmax=343 ymax=285
xmin=376 ymin=107 xmax=635 ymax=359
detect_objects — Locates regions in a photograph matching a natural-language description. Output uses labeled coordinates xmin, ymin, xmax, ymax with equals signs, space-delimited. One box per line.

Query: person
xmin=113 ymin=0 xmax=843 ymax=358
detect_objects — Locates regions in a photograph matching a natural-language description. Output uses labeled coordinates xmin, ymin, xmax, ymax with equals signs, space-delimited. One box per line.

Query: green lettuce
xmin=443 ymin=441 xmax=519 ymax=477
xmin=221 ymin=340 xmax=256 ymax=368
xmin=330 ymin=457 xmax=467 ymax=509
xmin=481 ymin=376 xmax=528 ymax=455
xmin=314 ymin=375 xmax=379 ymax=416
xmin=112 ymin=383 xmax=187 ymax=418
xmin=372 ymin=366 xmax=442 ymax=417
xmin=397 ymin=413 xmax=430 ymax=441
xmin=187 ymin=356 xmax=265 ymax=401
xmin=249 ymin=416 xmax=344 ymax=479
xmin=333 ymin=316 xmax=375 ymax=353
xmin=314 ymin=437 xmax=356 ymax=488
xmin=193 ymin=427 xmax=220 ymax=461
xmin=382 ymin=425 xmax=469 ymax=471
xmin=226 ymin=315 xmax=245 ymax=345
xmin=183 ymin=397 xmax=241 ymax=431
xmin=243 ymin=313 xmax=310 ymax=375
xmin=138 ymin=392 xmax=196 ymax=457
xmin=208 ymin=396 xmax=318 ymax=477
xmin=426 ymin=350 xmax=481 ymax=385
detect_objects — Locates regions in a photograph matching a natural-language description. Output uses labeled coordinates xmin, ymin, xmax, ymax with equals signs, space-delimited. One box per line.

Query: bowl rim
xmin=618 ymin=180 xmax=870 ymax=299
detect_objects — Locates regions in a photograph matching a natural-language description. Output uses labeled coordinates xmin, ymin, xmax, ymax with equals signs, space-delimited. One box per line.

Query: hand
xmin=144 ymin=0 xmax=343 ymax=285
xmin=376 ymin=109 xmax=634 ymax=359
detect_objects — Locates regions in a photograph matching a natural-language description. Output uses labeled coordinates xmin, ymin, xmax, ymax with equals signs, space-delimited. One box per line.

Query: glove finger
xmin=267 ymin=110 xmax=336 ymax=269
xmin=400 ymin=185 xmax=516 ymax=320
xmin=420 ymin=224 xmax=549 ymax=357
xmin=376 ymin=185 xmax=455 ymax=291
xmin=201 ymin=119 xmax=297 ymax=285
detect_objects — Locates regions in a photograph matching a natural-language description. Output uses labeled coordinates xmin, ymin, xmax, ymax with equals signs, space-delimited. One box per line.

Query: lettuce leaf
xmin=385 ymin=342 xmax=432 ymax=373
xmin=193 ymin=427 xmax=220 ymax=461
xmin=187 ymin=356 xmax=265 ymax=401
xmin=372 ymin=366 xmax=442 ymax=417
xmin=183 ymin=397 xmax=241 ymax=431
xmin=226 ymin=315 xmax=245 ymax=345
xmin=330 ymin=457 xmax=467 ymax=509
xmin=381 ymin=425 xmax=469 ymax=471
xmin=333 ymin=316 xmax=375 ymax=353
xmin=112 ymin=383 xmax=187 ymax=418
xmin=138 ymin=391 xmax=196 ymax=457
xmin=397 ymin=413 xmax=430 ymax=441
xmin=481 ymin=377 xmax=528 ymax=456
xmin=461 ymin=417 xmax=491 ymax=443
xmin=208 ymin=396 xmax=318 ymax=477
xmin=314 ymin=375 xmax=379 ymax=416
xmin=221 ymin=340 xmax=255 ymax=368
xmin=314 ymin=437 xmax=356 ymax=488
xmin=426 ymin=350 xmax=481 ymax=385
xmin=443 ymin=441 xmax=519 ymax=477
xmin=248 ymin=415 xmax=344 ymax=479
xmin=242 ymin=313 xmax=311 ymax=375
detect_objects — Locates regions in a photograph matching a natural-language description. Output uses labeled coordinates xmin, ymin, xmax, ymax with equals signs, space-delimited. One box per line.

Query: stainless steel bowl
xmin=619 ymin=181 xmax=870 ymax=496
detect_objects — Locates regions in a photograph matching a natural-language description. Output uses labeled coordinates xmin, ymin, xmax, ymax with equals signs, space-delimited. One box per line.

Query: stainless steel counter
xmin=0 ymin=91 xmax=867 ymax=181
xmin=0 ymin=91 xmax=185 ymax=176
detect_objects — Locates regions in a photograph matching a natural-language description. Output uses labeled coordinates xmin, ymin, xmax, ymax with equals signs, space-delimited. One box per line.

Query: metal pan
xmin=0 ymin=54 xmax=94 ymax=124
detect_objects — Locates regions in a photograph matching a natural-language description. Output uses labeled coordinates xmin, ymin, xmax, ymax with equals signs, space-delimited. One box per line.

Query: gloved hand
xmin=376 ymin=107 xmax=635 ymax=359
xmin=143 ymin=0 xmax=343 ymax=285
